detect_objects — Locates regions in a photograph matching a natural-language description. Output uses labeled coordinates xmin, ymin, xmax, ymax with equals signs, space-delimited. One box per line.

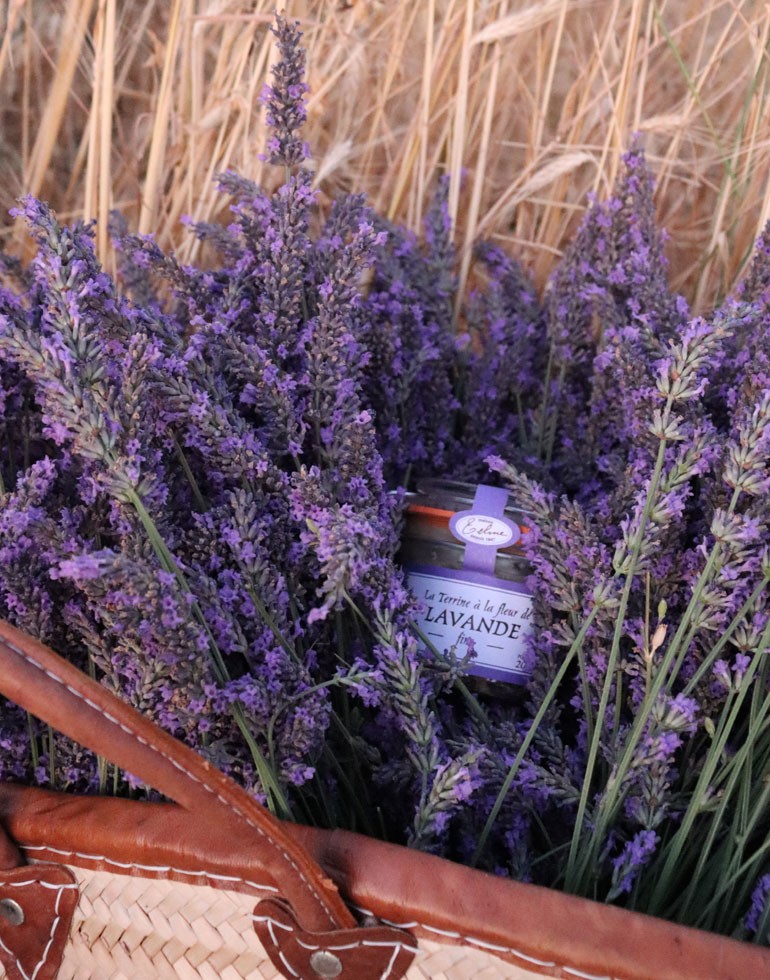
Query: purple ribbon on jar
xmin=448 ymin=484 xmax=522 ymax=575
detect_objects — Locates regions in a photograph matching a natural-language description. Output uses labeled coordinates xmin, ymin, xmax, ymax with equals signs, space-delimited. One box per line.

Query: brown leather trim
xmin=3 ymin=786 xmax=770 ymax=980
xmin=293 ymin=825 xmax=770 ymax=980
xmin=0 ymin=621 xmax=355 ymax=934
xmin=0 ymin=864 xmax=78 ymax=980
xmin=0 ymin=785 xmax=294 ymax=900
xmin=253 ymin=897 xmax=418 ymax=980
xmin=1 ymin=786 xmax=418 ymax=979
xmin=2 ymin=623 xmax=769 ymax=980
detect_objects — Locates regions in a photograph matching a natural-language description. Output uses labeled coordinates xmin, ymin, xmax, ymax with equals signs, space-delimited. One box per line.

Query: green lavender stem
xmin=471 ymin=603 xmax=601 ymax=867
xmin=125 ymin=488 xmax=292 ymax=818
xmin=564 ymin=430 xmax=670 ymax=890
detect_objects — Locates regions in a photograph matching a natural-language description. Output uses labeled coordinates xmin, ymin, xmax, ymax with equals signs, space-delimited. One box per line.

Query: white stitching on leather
xmin=352 ymin=904 xmax=564 ymax=972
xmin=0 ymin=634 xmax=338 ymax=928
xmin=262 ymin=919 xmax=301 ymax=977
xmin=0 ymin=873 xmax=73 ymax=980
xmin=3 ymin=637 xmax=618 ymax=980
xmin=562 ymin=969 xmax=614 ymax=980
xmin=33 ymin=882 xmax=65 ymax=980
xmin=6 ymin=879 xmax=78 ymax=892
xmin=251 ymin=915 xmax=420 ymax=957
xmin=262 ymin=898 xmax=615 ymax=980
xmin=277 ymin=949 xmax=300 ymax=978
xmin=380 ymin=943 xmax=401 ymax=980
xmin=434 ymin=928 xmax=561 ymax=969
xmin=26 ymin=848 xmax=415 ymax=979
xmin=23 ymin=844 xmax=279 ymax=894
xmin=363 ymin=940 xmax=420 ymax=951
xmin=251 ymin=912 xmax=419 ymax=980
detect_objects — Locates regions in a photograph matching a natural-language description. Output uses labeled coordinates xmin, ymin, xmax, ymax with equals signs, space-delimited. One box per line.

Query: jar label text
xmin=406 ymin=567 xmax=533 ymax=684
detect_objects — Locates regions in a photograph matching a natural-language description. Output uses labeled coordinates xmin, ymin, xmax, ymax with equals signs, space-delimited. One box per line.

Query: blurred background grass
xmin=1 ymin=0 xmax=769 ymax=309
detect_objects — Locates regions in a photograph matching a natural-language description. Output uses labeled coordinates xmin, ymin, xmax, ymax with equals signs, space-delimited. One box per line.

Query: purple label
xmin=405 ymin=563 xmax=533 ymax=685
xmin=448 ymin=484 xmax=521 ymax=576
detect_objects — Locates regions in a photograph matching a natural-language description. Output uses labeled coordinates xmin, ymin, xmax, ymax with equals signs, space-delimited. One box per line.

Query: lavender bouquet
xmin=1 ymin=15 xmax=769 ymax=945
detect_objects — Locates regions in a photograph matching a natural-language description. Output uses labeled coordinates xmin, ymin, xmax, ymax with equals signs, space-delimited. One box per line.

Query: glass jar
xmin=399 ymin=479 xmax=535 ymax=697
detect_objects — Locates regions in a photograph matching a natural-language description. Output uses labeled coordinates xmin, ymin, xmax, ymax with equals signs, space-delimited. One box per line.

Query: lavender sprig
xmin=262 ymin=15 xmax=310 ymax=168
xmin=1 ymin=16 xmax=770 ymax=945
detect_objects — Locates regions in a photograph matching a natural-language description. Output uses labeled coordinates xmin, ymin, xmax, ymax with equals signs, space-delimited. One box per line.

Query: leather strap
xmin=0 ymin=620 xmax=416 ymax=979
xmin=0 ymin=823 xmax=21 ymax=872
xmin=0 ymin=865 xmax=78 ymax=980
xmin=5 ymin=786 xmax=770 ymax=980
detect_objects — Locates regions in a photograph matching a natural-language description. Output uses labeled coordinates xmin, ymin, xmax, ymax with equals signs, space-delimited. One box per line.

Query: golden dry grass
xmin=1 ymin=0 xmax=769 ymax=308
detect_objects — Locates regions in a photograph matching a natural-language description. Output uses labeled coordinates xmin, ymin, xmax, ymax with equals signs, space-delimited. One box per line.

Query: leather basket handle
xmin=0 ymin=619 xmax=354 ymax=935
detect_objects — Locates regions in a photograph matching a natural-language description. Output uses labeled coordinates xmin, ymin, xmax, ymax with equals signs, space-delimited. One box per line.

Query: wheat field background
xmin=1 ymin=0 xmax=769 ymax=310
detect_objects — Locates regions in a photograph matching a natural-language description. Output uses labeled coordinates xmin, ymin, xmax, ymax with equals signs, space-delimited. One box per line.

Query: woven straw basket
xmin=0 ymin=621 xmax=768 ymax=980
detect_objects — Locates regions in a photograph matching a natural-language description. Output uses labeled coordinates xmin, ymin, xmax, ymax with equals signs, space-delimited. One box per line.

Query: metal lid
xmin=411 ymin=478 xmax=532 ymax=519
xmin=403 ymin=480 xmax=533 ymax=564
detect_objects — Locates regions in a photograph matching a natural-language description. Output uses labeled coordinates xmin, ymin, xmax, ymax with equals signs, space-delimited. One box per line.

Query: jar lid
xmin=413 ymin=479 xmax=532 ymax=519
xmin=404 ymin=480 xmax=533 ymax=570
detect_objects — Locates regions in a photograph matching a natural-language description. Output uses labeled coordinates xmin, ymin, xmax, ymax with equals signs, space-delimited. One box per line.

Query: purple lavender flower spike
xmin=261 ymin=15 xmax=310 ymax=167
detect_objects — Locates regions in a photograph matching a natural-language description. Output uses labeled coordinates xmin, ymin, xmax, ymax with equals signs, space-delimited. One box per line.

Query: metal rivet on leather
xmin=0 ymin=898 xmax=24 ymax=926
xmin=310 ymin=949 xmax=343 ymax=977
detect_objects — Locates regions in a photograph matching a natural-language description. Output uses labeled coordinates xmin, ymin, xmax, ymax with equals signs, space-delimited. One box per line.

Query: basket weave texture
xmin=0 ymin=863 xmax=541 ymax=980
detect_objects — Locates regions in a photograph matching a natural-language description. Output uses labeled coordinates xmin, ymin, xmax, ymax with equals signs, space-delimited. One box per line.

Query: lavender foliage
xmin=0 ymin=13 xmax=768 ymax=944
